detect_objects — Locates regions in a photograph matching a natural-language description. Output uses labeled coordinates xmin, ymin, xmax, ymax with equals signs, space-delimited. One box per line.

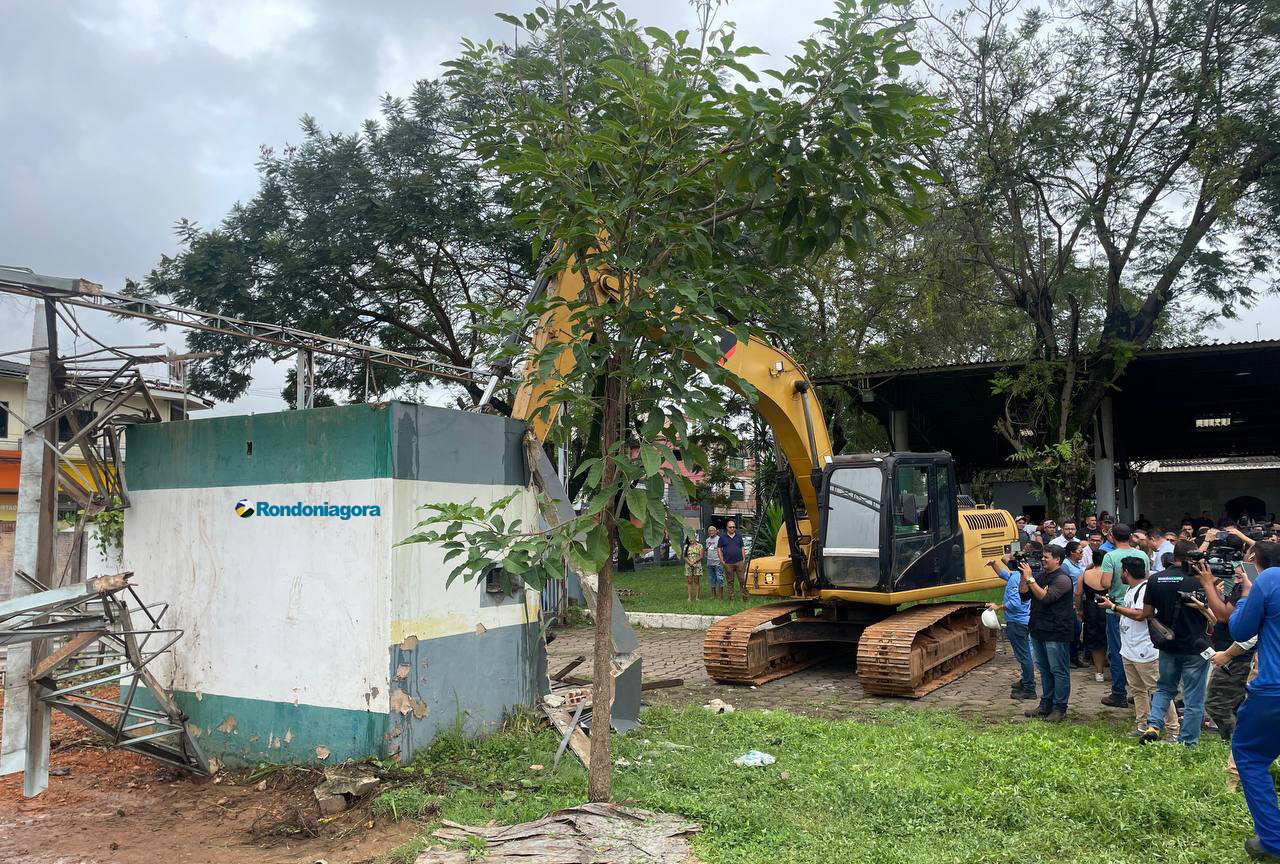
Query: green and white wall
xmin=123 ymin=402 xmax=545 ymax=768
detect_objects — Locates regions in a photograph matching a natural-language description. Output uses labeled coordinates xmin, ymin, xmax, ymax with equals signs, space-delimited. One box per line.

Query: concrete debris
xmin=312 ymin=764 xmax=379 ymax=814
xmin=49 ymin=767 xmax=69 ymax=777
xmin=416 ymin=803 xmax=701 ymax=863
xmin=314 ymin=789 xmax=348 ymax=815
xmin=703 ymin=698 xmax=734 ymax=714
xmin=314 ymin=746 xmax=331 ymax=760
xmin=542 ymin=693 xmax=567 ymax=708
xmin=320 ymin=764 xmax=380 ymax=798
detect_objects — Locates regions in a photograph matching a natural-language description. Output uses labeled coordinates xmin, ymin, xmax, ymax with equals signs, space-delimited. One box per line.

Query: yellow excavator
xmin=508 ymin=260 xmax=1018 ymax=697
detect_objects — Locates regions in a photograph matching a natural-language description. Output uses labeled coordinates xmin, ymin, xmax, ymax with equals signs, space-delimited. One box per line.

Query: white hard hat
xmin=981 ymin=609 xmax=1001 ymax=630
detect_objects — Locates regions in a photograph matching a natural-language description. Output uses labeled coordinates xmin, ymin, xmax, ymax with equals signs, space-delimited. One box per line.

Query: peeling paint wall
xmin=123 ymin=402 xmax=546 ymax=766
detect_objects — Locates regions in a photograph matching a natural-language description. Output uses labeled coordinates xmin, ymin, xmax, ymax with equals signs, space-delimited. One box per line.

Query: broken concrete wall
xmin=122 ymin=402 xmax=544 ymax=768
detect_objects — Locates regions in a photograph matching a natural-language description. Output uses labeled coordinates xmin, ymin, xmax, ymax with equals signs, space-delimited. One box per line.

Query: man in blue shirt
xmin=987 ymin=553 xmax=1035 ymax=700
xmin=1227 ymin=541 xmax=1280 ymax=861
xmin=719 ymin=519 xmax=746 ymax=599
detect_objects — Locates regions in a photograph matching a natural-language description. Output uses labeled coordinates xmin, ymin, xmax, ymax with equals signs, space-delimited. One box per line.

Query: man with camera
xmin=1226 ymin=541 xmax=1280 ymax=861
xmin=1019 ymin=542 xmax=1075 ymax=721
xmin=1104 ymin=539 xmax=1214 ymax=746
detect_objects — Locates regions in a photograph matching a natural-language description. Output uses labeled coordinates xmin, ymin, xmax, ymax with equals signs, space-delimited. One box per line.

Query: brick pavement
xmin=547 ymin=625 xmax=1136 ymax=725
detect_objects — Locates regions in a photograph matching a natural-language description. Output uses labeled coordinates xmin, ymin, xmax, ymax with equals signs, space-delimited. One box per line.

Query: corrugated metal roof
xmin=1138 ymin=455 xmax=1280 ymax=474
xmin=815 ymin=338 xmax=1280 ymax=382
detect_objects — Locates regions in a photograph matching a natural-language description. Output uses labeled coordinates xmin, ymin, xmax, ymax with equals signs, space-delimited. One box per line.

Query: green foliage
xmin=138 ymin=81 xmax=532 ymax=406
xmin=905 ymin=0 xmax=1280 ymax=495
xmin=387 ymin=704 xmax=1248 ymax=864
xmin=753 ymin=501 xmax=785 ymax=557
xmin=75 ymin=496 xmax=124 ymax=561
xmin=371 ymin=785 xmax=441 ymax=822
xmin=418 ymin=0 xmax=945 ymax=588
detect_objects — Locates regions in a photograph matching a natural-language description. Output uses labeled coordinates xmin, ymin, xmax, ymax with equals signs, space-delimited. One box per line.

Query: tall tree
xmin=907 ymin=0 xmax=1280 ymax=507
xmin=403 ymin=0 xmax=943 ymax=802
xmin=138 ymin=81 xmax=532 ymax=408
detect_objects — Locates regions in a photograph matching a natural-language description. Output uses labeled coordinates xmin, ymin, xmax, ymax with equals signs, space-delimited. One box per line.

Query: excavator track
xmin=703 ymin=601 xmax=826 ymax=685
xmin=855 ymin=602 xmax=995 ymax=698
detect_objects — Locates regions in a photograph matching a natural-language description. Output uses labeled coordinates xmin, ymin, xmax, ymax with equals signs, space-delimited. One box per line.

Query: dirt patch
xmin=0 ymin=691 xmax=422 ymax=864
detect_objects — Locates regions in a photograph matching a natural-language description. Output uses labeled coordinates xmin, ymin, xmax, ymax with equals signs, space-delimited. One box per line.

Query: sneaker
xmin=1045 ymin=711 xmax=1067 ymax=723
xmin=1094 ymin=672 xmax=1105 ymax=683
xmin=1245 ymin=837 xmax=1280 ymax=861
xmin=1139 ymin=726 xmax=1163 ymax=744
xmin=1126 ymin=727 xmax=1146 ymax=738
xmin=1025 ymin=704 xmax=1052 ymax=718
xmin=1101 ymin=694 xmax=1127 ymax=708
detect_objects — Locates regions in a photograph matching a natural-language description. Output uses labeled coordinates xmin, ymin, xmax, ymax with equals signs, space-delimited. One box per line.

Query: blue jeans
xmin=1031 ymin=637 xmax=1071 ymax=712
xmin=707 ymin=564 xmax=724 ymax=588
xmin=1006 ymin=620 xmax=1035 ymax=692
xmin=1146 ymin=651 xmax=1209 ymax=745
xmin=1105 ymin=613 xmax=1128 ymax=698
xmin=1234 ymin=692 xmax=1280 ymax=855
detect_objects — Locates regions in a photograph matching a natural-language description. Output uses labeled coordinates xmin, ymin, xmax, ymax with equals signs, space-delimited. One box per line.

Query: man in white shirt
xmin=1049 ymin=520 xmax=1077 ymax=549
xmin=1151 ymin=531 xmax=1175 ymax=574
xmin=1114 ymin=557 xmax=1179 ymax=738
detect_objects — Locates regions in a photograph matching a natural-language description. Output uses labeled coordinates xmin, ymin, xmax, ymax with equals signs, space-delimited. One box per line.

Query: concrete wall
xmin=1135 ymin=469 xmax=1280 ymax=531
xmin=122 ymin=402 xmax=545 ymax=767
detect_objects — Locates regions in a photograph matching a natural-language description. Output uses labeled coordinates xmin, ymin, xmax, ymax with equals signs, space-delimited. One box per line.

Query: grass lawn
xmin=611 ymin=564 xmax=1004 ymax=616
xmin=378 ymin=705 xmax=1250 ymax=864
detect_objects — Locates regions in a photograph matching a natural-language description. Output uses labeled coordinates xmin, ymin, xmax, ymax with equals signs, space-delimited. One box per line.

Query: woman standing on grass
xmin=683 ymin=534 xmax=705 ymax=603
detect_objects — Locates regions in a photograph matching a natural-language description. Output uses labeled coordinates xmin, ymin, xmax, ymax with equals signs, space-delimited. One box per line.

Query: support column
xmin=890 ymin=409 xmax=910 ymax=452
xmin=296 ymin=349 xmax=315 ymax=409
xmin=1 ymin=305 xmax=58 ymax=795
xmin=1093 ymin=397 xmax=1116 ymax=518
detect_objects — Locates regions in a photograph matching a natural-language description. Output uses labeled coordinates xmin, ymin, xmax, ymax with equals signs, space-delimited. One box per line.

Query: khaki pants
xmin=1124 ymin=657 xmax=1179 ymax=736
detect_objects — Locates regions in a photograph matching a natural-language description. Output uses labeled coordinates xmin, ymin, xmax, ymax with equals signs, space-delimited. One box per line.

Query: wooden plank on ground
xmin=542 ymin=705 xmax=591 ymax=769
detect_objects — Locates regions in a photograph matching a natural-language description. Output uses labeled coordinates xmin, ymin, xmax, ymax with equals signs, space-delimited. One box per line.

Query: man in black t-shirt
xmin=1019 ymin=544 xmax=1075 ymax=721
xmin=1107 ymin=540 xmax=1214 ymax=745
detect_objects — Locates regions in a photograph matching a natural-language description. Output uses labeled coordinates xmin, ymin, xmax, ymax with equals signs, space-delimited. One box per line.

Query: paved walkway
xmin=547 ymin=625 xmax=1135 ymax=724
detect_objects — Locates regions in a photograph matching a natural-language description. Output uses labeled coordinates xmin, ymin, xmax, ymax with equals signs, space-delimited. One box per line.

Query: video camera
xmin=1186 ymin=537 xmax=1245 ymax=579
xmin=1009 ymin=547 xmax=1045 ymax=577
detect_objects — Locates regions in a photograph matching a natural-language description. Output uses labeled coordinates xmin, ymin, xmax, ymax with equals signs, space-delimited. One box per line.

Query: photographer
xmin=1227 ymin=541 xmax=1280 ymax=861
xmin=1019 ymin=543 xmax=1075 ymax=721
xmin=1200 ymin=553 xmax=1255 ymax=742
xmin=1104 ymin=540 xmax=1213 ymax=746
xmin=985 ymin=553 xmax=1035 ymax=701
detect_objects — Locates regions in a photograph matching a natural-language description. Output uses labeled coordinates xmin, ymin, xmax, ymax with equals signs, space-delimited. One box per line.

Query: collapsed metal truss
xmin=0 ymin=267 xmax=496 ymax=388
xmin=0 ymin=573 xmax=208 ymax=775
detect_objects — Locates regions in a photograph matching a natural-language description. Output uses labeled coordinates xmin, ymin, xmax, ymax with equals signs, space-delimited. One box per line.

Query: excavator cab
xmin=817 ymin=453 xmax=965 ymax=594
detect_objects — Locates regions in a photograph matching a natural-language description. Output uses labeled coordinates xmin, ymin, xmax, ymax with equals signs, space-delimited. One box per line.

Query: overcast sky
xmin=2 ymin=0 xmax=1275 ymax=417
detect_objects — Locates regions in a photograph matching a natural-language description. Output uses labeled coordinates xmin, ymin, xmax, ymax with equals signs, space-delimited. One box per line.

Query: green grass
xmin=381 ymin=705 xmax=1250 ymax=864
xmin=614 ymin=564 xmax=773 ymax=615
xmin=613 ymin=564 xmax=1004 ymax=615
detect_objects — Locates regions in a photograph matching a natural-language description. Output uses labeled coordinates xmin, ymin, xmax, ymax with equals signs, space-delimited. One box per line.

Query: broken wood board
xmin=541 ymin=705 xmax=591 ymax=769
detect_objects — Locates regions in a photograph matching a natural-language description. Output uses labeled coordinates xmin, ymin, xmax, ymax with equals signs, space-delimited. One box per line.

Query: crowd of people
xmin=989 ymin=511 xmax=1280 ymax=861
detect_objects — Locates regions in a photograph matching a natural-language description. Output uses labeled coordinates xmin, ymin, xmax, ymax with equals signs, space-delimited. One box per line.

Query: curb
xmin=583 ymin=609 xmax=726 ymax=631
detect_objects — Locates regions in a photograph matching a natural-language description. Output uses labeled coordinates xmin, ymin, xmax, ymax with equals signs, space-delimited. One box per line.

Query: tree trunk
xmin=587 ymin=358 xmax=622 ymax=803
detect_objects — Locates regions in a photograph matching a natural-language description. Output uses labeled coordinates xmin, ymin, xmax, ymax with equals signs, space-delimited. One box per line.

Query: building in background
xmin=0 ymin=358 xmax=210 ymax=521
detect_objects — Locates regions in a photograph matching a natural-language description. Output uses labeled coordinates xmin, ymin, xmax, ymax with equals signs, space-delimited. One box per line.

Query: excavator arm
xmin=511 ymin=263 xmax=833 ymax=535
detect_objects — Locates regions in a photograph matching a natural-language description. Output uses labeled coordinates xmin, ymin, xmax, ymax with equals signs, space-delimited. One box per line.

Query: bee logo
xmin=235 ymin=499 xmax=255 ymax=518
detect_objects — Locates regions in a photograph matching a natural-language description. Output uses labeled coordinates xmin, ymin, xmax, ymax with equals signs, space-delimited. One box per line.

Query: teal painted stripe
xmin=126 ymin=403 xmax=394 ymax=490
xmin=132 ymin=687 xmax=388 ymax=767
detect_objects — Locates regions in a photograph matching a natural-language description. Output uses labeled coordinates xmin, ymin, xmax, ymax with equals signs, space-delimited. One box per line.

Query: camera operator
xmin=1227 ymin=541 xmax=1280 ymax=861
xmin=1199 ymin=551 xmax=1256 ymax=742
xmin=1019 ymin=543 xmax=1075 ymax=722
xmin=1103 ymin=539 xmax=1213 ymax=746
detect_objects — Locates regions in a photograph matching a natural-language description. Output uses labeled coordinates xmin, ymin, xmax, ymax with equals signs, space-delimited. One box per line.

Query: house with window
xmin=0 ymin=359 xmax=211 ymax=521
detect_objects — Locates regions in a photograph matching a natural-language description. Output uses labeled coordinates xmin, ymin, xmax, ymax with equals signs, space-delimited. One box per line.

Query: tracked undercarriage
xmin=703 ymin=601 xmax=995 ymax=698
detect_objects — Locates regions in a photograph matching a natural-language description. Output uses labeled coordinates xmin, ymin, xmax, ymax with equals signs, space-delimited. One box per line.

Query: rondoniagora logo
xmin=241 ymin=500 xmax=382 ymax=519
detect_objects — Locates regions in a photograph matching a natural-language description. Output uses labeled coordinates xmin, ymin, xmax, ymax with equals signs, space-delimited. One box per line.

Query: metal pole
xmin=1 ymin=302 xmax=58 ymax=795
xmin=296 ymin=349 xmax=315 ymax=409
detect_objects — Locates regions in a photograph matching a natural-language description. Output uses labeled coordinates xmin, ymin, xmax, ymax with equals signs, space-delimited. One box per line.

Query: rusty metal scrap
xmin=416 ymin=803 xmax=701 ymax=863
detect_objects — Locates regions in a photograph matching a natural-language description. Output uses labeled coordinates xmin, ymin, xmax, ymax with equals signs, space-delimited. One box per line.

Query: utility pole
xmin=0 ymin=303 xmax=59 ymax=795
